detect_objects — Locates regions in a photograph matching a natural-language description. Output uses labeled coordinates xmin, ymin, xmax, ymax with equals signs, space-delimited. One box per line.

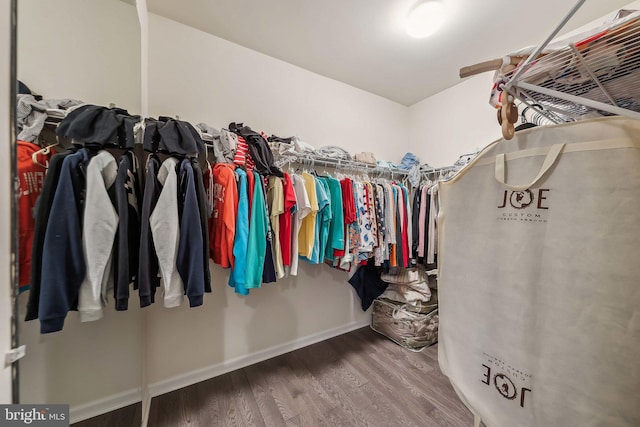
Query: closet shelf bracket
xmin=4 ymin=345 xmax=26 ymax=367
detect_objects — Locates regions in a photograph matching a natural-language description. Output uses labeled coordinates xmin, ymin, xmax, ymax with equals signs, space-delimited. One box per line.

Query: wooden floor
xmin=75 ymin=327 xmax=474 ymax=427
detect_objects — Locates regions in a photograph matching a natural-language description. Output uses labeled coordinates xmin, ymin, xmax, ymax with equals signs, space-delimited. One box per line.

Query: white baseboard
xmin=66 ymin=318 xmax=370 ymax=424
xmin=148 ymin=317 xmax=371 ymax=398
xmin=70 ymin=388 xmax=141 ymax=424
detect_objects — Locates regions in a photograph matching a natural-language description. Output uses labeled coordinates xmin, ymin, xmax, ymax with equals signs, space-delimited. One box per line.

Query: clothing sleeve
xmin=78 ymin=151 xmax=119 ymax=322
xmin=191 ymin=160 xmax=211 ymax=293
xmin=138 ymin=157 xmax=161 ymax=307
xmin=329 ymin=179 xmax=344 ymax=251
xmin=177 ymin=161 xmax=205 ymax=307
xmin=418 ymin=186 xmax=428 ymax=258
xmin=223 ymin=170 xmax=238 ymax=268
xmin=39 ymin=154 xmax=86 ymax=333
xmin=114 ymin=155 xmax=131 ymax=311
xmin=151 ymin=159 xmax=184 ymax=308
xmin=229 ymin=171 xmax=249 ymax=295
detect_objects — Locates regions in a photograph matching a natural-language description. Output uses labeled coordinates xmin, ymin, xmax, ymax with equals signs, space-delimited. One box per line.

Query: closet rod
xmin=275 ymin=153 xmax=460 ymax=177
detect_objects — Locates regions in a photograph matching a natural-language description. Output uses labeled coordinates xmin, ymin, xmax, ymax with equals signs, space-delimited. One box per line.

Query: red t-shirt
xmin=279 ymin=173 xmax=297 ymax=266
xmin=18 ymin=141 xmax=51 ymax=291
xmin=335 ymin=178 xmax=356 ymax=258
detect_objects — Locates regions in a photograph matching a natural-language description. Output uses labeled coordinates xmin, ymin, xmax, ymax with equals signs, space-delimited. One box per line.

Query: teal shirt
xmin=317 ymin=178 xmax=332 ymax=263
xmin=229 ymin=168 xmax=249 ymax=295
xmin=245 ymin=171 xmax=267 ymax=288
xmin=324 ymin=177 xmax=344 ymax=262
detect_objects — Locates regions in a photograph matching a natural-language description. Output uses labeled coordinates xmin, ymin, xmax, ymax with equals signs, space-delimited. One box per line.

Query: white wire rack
xmin=461 ymin=0 xmax=640 ymax=138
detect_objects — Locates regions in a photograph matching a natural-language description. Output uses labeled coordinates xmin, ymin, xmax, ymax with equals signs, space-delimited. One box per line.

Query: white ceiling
xmin=145 ymin=0 xmax=634 ymax=106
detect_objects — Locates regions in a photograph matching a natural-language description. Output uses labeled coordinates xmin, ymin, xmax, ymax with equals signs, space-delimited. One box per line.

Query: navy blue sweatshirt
xmin=190 ymin=159 xmax=211 ymax=293
xmin=39 ymin=149 xmax=89 ymax=333
xmin=177 ymin=159 xmax=205 ymax=307
xmin=25 ymin=152 xmax=71 ymax=322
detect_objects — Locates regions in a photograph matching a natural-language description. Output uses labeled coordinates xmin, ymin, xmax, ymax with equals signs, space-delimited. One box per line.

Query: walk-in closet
xmin=1 ymin=0 xmax=639 ymax=426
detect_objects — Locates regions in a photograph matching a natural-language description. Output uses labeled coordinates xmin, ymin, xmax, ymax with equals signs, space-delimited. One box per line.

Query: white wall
xmin=409 ymin=73 xmax=501 ymax=168
xmin=144 ymin=13 xmax=410 ymax=388
xmin=147 ymin=13 xmax=409 ymax=163
xmin=16 ymin=0 xmax=143 ymax=414
xmin=0 ymin=0 xmax=14 ymax=404
xmin=17 ymin=0 xmax=141 ymax=113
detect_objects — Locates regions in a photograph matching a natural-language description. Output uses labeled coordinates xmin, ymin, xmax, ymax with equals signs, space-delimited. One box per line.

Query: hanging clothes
xmin=245 ymin=170 xmax=268 ymax=289
xmin=323 ymin=176 xmax=344 ymax=263
xmin=78 ymin=150 xmax=119 ymax=323
xmin=138 ymin=155 xmax=162 ymax=308
xmin=177 ymin=159 xmax=206 ymax=307
xmin=150 ymin=157 xmax=184 ymax=308
xmin=17 ymin=140 xmax=51 ymax=292
xmin=211 ymin=163 xmax=238 ymax=269
xmin=289 ymin=173 xmax=310 ymax=276
xmin=113 ymin=152 xmax=141 ymax=311
xmin=304 ymin=176 xmax=330 ymax=265
xmin=267 ymin=176 xmax=285 ymax=278
xmin=38 ymin=149 xmax=90 ymax=334
xmin=190 ymin=159 xmax=211 ymax=293
xmin=298 ymin=171 xmax=318 ymax=258
xmin=261 ymin=175 xmax=278 ymax=285
xmin=229 ymin=168 xmax=249 ymax=295
xmin=25 ymin=151 xmax=71 ymax=322
xmin=279 ymin=173 xmax=297 ymax=267
xmin=426 ymin=184 xmax=439 ymax=265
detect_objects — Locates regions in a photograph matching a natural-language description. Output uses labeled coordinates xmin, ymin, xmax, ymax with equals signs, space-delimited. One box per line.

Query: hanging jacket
xmin=25 ymin=151 xmax=71 ymax=322
xmin=78 ymin=150 xmax=119 ymax=323
xmin=113 ymin=152 xmax=141 ymax=311
xmin=150 ymin=157 xmax=184 ymax=308
xmin=138 ymin=155 xmax=161 ymax=307
xmin=17 ymin=140 xmax=51 ymax=291
xmin=39 ymin=149 xmax=90 ymax=334
xmin=177 ymin=159 xmax=206 ymax=307
xmin=191 ymin=159 xmax=211 ymax=293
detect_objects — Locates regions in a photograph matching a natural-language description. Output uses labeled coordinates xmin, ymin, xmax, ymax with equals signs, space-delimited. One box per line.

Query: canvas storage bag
xmin=437 ymin=117 xmax=640 ymax=427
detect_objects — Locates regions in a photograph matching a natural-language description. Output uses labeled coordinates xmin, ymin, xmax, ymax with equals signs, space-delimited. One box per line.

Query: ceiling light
xmin=405 ymin=1 xmax=446 ymax=38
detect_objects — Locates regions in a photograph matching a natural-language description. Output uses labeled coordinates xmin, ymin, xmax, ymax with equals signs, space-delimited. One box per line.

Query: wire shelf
xmin=505 ymin=9 xmax=640 ymax=122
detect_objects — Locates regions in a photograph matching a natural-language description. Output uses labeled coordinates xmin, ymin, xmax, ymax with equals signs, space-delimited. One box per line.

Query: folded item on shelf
xmin=354 ymin=151 xmax=376 ymax=164
xmin=268 ymin=135 xmax=294 ymax=144
xmin=277 ymin=135 xmax=315 ymax=155
xmin=17 ymin=95 xmax=83 ymax=143
xmin=316 ymin=145 xmax=352 ymax=160
xmin=398 ymin=152 xmax=419 ymax=170
xmin=376 ymin=160 xmax=398 ymax=169
xmin=196 ymin=123 xmax=235 ymax=164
